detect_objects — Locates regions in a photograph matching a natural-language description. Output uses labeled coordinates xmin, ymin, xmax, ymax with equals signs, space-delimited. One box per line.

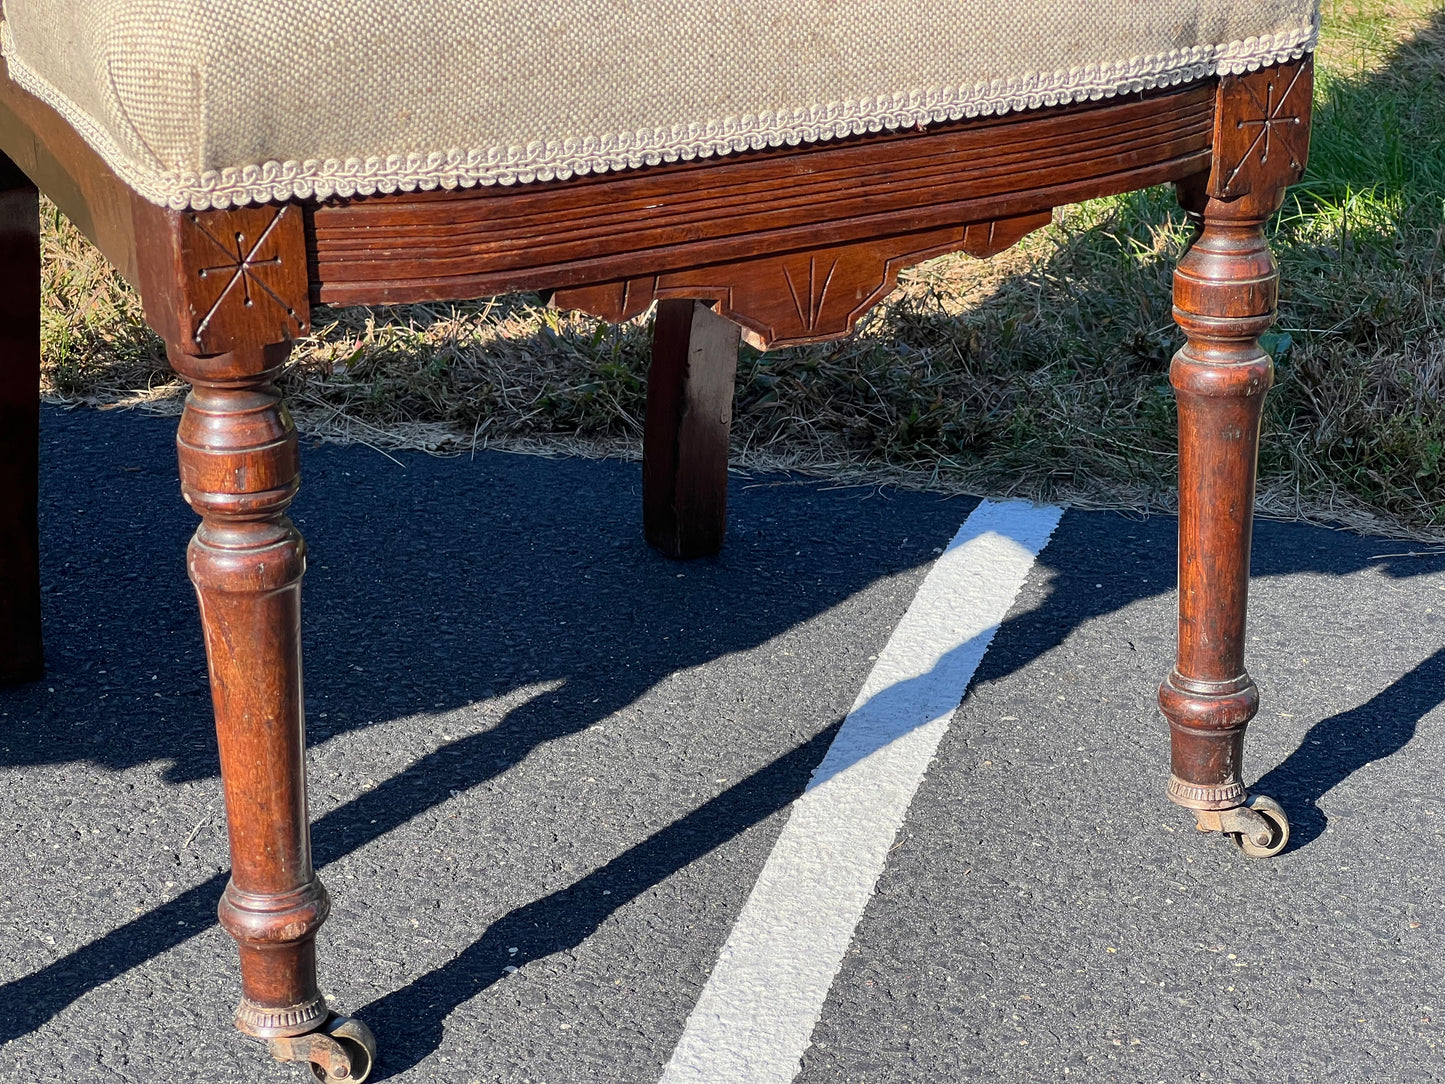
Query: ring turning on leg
xmin=1160 ymin=57 xmax=1312 ymax=858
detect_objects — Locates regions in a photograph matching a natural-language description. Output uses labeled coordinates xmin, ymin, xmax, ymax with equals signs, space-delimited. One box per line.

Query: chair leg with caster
xmin=135 ymin=197 xmax=377 ymax=1077
xmin=171 ymin=341 xmax=375 ymax=1080
xmin=270 ymin=1013 xmax=379 ymax=1083
xmin=1160 ymin=59 xmax=1312 ymax=858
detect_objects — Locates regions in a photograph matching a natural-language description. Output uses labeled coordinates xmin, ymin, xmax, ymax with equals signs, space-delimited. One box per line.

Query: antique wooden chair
xmin=0 ymin=2 xmax=1317 ymax=1079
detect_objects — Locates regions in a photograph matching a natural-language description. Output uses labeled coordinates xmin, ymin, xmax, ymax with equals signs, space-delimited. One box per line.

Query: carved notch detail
xmin=1209 ymin=57 xmax=1312 ymax=201
xmin=190 ymin=207 xmax=301 ymax=344
xmin=136 ymin=195 xmax=313 ymax=357
xmin=781 ymin=255 xmax=840 ymax=335
xmin=186 ymin=203 xmax=309 ymax=350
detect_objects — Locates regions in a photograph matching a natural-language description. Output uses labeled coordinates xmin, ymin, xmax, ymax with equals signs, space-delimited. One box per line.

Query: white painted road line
xmin=659 ymin=499 xmax=1064 ymax=1084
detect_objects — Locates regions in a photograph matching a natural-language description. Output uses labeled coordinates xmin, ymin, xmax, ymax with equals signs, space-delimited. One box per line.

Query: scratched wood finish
xmin=1159 ymin=57 xmax=1313 ymax=812
xmin=644 ymin=300 xmax=741 ymax=557
xmin=0 ymin=151 xmax=40 ymax=685
xmin=306 ymin=82 xmax=1215 ymax=310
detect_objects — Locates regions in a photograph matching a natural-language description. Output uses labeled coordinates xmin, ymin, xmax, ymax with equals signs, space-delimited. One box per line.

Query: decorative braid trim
xmin=235 ymin=994 xmax=329 ymax=1038
xmin=1 ymin=18 xmax=1317 ymax=211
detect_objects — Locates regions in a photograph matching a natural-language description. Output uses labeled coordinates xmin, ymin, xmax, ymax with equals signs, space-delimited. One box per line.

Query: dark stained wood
xmin=1207 ymin=58 xmax=1313 ymax=202
xmin=1159 ymin=57 xmax=1312 ymax=822
xmin=307 ymin=82 xmax=1215 ymax=309
xmin=556 ymin=213 xmax=1050 ymax=349
xmin=129 ymin=203 xmax=334 ymax=1042
xmin=644 ymin=300 xmax=741 ymax=557
xmin=0 ymin=151 xmax=40 ymax=685
xmin=170 ymin=332 xmax=331 ymax=1041
xmin=133 ymin=199 xmax=311 ymax=358
xmin=0 ymin=43 xmax=1320 ymax=1076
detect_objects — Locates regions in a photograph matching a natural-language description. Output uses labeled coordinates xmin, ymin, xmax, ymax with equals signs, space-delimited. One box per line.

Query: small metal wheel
xmin=1231 ymin=794 xmax=1290 ymax=858
xmin=272 ymin=1012 xmax=377 ymax=1083
xmin=308 ymin=1015 xmax=376 ymax=1083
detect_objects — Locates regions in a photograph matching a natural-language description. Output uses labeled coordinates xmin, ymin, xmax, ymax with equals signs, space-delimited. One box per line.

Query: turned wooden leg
xmin=0 ymin=154 xmax=41 ymax=685
xmin=1161 ymin=214 xmax=1282 ymax=851
xmin=170 ymin=342 xmax=332 ymax=1036
xmin=135 ymin=197 xmax=375 ymax=1078
xmin=643 ymin=299 xmax=741 ymax=559
xmin=1159 ymin=58 xmax=1312 ymax=858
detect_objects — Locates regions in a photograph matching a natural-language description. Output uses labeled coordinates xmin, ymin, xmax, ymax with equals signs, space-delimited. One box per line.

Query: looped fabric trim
xmin=1 ymin=18 xmax=1317 ymax=211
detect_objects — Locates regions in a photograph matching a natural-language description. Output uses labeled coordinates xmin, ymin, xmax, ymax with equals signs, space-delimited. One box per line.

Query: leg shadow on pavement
xmin=3 ymin=406 xmax=1443 ymax=1059
xmin=1253 ymin=646 xmax=1445 ymax=850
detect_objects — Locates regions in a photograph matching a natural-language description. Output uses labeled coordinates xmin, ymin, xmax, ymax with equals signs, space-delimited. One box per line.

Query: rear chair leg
xmin=0 ymin=153 xmax=40 ymax=685
xmin=1160 ymin=57 xmax=1312 ymax=858
xmin=644 ymin=299 xmax=741 ymax=559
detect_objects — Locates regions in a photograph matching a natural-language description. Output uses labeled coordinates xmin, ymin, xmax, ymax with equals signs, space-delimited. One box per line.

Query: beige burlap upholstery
xmin=1 ymin=0 xmax=1317 ymax=210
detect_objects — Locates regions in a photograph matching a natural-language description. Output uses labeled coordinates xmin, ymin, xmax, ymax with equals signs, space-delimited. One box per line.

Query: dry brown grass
xmin=36 ymin=0 xmax=1445 ymax=540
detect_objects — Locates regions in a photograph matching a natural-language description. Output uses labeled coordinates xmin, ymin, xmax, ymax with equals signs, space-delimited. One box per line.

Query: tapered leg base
xmin=1159 ymin=57 xmax=1315 ymax=859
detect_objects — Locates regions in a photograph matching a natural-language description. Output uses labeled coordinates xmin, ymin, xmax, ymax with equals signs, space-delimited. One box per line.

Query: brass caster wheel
xmin=269 ymin=1013 xmax=377 ymax=1083
xmin=1192 ymin=794 xmax=1290 ymax=857
xmin=1230 ymin=794 xmax=1290 ymax=858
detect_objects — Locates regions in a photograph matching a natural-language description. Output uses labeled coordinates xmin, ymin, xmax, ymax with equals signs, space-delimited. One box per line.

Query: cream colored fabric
xmin=1 ymin=0 xmax=1317 ymax=210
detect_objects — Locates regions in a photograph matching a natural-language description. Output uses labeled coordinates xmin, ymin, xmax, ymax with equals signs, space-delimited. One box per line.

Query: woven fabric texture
xmin=1 ymin=0 xmax=1318 ymax=209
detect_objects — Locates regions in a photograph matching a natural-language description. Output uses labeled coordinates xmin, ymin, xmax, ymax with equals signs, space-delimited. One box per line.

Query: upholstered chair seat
xmin=0 ymin=0 xmax=1321 ymax=1079
xmin=3 ymin=0 xmax=1316 ymax=209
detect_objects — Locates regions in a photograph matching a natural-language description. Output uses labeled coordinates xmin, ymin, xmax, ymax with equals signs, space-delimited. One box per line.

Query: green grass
xmin=37 ymin=0 xmax=1445 ymax=537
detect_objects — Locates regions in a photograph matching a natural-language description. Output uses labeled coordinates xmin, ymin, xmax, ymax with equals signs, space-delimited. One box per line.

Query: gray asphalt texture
xmin=1 ymin=403 xmax=1442 ymax=1084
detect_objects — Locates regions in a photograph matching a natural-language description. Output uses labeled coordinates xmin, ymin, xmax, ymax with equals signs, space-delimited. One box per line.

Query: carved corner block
xmin=135 ymin=197 xmax=311 ymax=358
xmin=1208 ymin=56 xmax=1313 ymax=208
xmin=553 ymin=212 xmax=1050 ymax=349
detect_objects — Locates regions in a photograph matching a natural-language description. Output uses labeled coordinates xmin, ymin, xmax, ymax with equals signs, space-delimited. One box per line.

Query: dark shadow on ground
xmin=1254 ymin=646 xmax=1445 ymax=850
xmin=2 ymin=386 xmax=1444 ymax=1060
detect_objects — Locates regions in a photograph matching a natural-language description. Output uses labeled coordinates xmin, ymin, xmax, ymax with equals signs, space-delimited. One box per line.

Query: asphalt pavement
xmin=1 ymin=403 xmax=1442 ymax=1083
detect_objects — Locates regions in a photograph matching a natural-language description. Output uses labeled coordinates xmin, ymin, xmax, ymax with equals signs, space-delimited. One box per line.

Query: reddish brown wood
xmin=134 ymin=199 xmax=311 ymax=357
xmin=0 ymin=151 xmax=40 ymax=685
xmin=644 ymin=300 xmax=742 ymax=557
xmin=307 ymin=83 xmax=1214 ymax=310
xmin=1208 ymin=58 xmax=1313 ymax=202
xmin=556 ymin=212 xmax=1051 ymax=349
xmin=0 ymin=45 xmax=1325 ymax=1076
xmin=171 ymin=334 xmax=329 ymax=1040
xmin=1160 ymin=57 xmax=1312 ymax=825
xmin=131 ymin=204 xmax=334 ymax=1042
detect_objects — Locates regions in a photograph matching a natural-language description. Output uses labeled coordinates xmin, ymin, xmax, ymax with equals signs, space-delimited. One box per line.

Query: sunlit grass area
xmin=38 ymin=0 xmax=1445 ymax=536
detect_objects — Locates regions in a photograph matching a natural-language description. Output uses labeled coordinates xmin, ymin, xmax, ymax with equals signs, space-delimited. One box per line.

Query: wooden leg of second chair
xmin=1158 ymin=58 xmax=1310 ymax=859
xmin=644 ymin=299 xmax=741 ymax=558
xmin=0 ymin=157 xmax=40 ymax=685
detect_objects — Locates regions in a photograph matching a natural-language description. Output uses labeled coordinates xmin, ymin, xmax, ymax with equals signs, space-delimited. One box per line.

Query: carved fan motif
xmin=553 ymin=212 xmax=1049 ymax=349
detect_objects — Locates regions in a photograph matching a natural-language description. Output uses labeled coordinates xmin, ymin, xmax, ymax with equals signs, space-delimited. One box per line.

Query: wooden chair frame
xmin=0 ymin=54 xmax=1312 ymax=1079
